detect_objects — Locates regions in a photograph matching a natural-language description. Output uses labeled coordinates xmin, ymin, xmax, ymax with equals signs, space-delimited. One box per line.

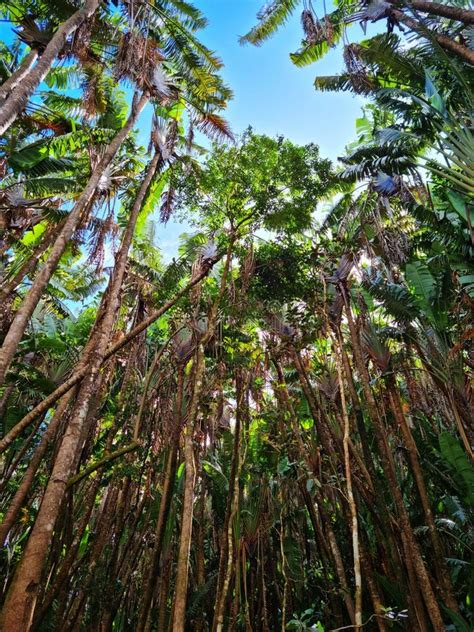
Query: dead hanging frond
xmin=317 ymin=366 xmax=339 ymax=401
xmin=82 ymin=64 xmax=107 ymax=118
xmin=150 ymin=117 xmax=171 ymax=161
xmin=378 ymin=227 xmax=410 ymax=265
xmin=361 ymin=323 xmax=392 ymax=373
xmin=195 ymin=112 xmax=234 ymax=143
xmin=301 ymin=9 xmax=334 ymax=46
xmin=159 ymin=186 xmax=176 ymax=223
xmin=172 ymin=327 xmax=196 ymax=364
xmin=372 ymin=200 xmax=410 ymax=266
xmin=115 ymin=31 xmax=175 ymax=100
xmin=151 ymin=116 xmax=178 ymax=161
xmin=88 ymin=204 xmax=117 ymax=274
xmin=328 ymin=291 xmax=344 ymax=330
xmin=166 ymin=118 xmax=179 ymax=153
xmin=186 ymin=123 xmax=195 ymax=153
xmin=327 ymin=253 xmax=354 ymax=284
xmin=343 ymin=44 xmax=374 ymax=95
xmin=69 ymin=17 xmax=96 ymax=63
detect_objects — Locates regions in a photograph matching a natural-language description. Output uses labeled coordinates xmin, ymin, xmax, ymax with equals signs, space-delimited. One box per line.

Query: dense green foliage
xmin=0 ymin=1 xmax=473 ymax=631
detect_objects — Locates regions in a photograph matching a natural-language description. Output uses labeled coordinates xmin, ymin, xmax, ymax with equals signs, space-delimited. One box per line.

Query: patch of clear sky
xmin=195 ymin=0 xmax=367 ymax=159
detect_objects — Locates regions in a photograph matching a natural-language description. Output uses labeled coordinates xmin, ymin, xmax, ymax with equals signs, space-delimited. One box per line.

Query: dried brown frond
xmin=378 ymin=227 xmax=410 ymax=265
xmin=343 ymin=44 xmax=374 ymax=94
xmin=69 ymin=17 xmax=96 ymax=63
xmin=115 ymin=31 xmax=171 ymax=99
xmin=159 ymin=186 xmax=176 ymax=223
xmin=88 ymin=205 xmax=116 ymax=273
xmin=301 ymin=10 xmax=334 ymax=47
xmin=301 ymin=9 xmax=318 ymax=44
xmin=82 ymin=64 xmax=107 ymax=118
xmin=195 ymin=112 xmax=234 ymax=142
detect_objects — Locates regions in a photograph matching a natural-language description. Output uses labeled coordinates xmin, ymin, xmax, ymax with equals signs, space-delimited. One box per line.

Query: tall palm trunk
xmin=0 ymin=0 xmax=100 ymax=134
xmin=0 ymin=389 xmax=74 ymax=546
xmin=385 ymin=376 xmax=457 ymax=611
xmin=0 ymin=145 xmax=157 ymax=631
xmin=336 ymin=354 xmax=362 ymax=629
xmin=0 ymin=92 xmax=148 ymax=387
xmin=213 ymin=371 xmax=245 ymax=632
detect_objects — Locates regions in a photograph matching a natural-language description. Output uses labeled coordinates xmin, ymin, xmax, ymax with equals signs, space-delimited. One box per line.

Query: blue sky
xmin=196 ymin=0 xmax=366 ymax=159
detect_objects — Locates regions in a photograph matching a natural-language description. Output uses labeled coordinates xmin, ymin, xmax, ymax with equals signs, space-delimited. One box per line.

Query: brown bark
xmin=0 ymin=390 xmax=72 ymax=546
xmin=360 ymin=549 xmax=389 ymax=632
xmin=0 ymin=50 xmax=39 ymax=103
xmin=336 ymin=355 xmax=362 ymax=629
xmin=0 ymin=92 xmax=148 ymax=387
xmin=213 ymin=372 xmax=245 ymax=632
xmin=136 ymin=365 xmax=184 ymax=632
xmin=171 ymin=344 xmax=205 ymax=632
xmin=385 ymin=377 xmax=457 ymax=611
xmin=405 ymin=1 xmax=474 ymax=25
xmin=273 ymin=358 xmax=356 ymax=624
xmin=0 ymin=0 xmax=100 ymax=134
xmin=30 ymin=478 xmax=101 ymax=630
xmin=340 ymin=283 xmax=445 ymax=630
xmin=171 ymin=237 xmax=235 ymax=631
xmin=391 ymin=9 xmax=474 ymax=64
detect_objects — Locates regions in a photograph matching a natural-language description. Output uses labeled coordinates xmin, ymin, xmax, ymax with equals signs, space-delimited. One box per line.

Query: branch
xmin=66 ymin=441 xmax=139 ymax=489
xmin=407 ymin=1 xmax=474 ymax=25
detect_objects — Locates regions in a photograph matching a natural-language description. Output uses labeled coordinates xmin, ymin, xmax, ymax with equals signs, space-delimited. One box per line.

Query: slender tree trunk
xmin=30 ymin=478 xmax=101 ymax=630
xmin=0 ymin=390 xmax=73 ymax=546
xmin=171 ymin=345 xmax=205 ymax=632
xmin=336 ymin=355 xmax=362 ymax=629
xmin=213 ymin=372 xmax=245 ymax=632
xmin=340 ymin=283 xmax=445 ymax=631
xmin=360 ymin=548 xmax=388 ymax=632
xmin=0 ymin=0 xmax=100 ymax=134
xmin=0 ymin=92 xmax=148 ymax=387
xmin=272 ymin=357 xmax=356 ymax=624
xmin=163 ymin=236 xmax=236 ymax=630
xmin=0 ymin=50 xmax=39 ymax=103
xmin=385 ymin=377 xmax=457 ymax=611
